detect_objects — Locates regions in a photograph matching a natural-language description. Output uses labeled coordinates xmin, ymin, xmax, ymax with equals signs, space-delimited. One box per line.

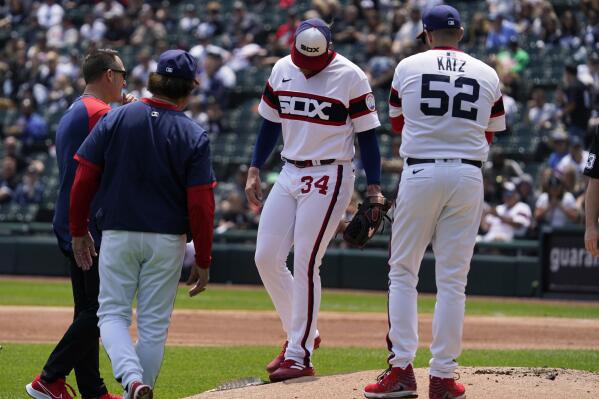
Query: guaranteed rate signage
xmin=542 ymin=227 xmax=599 ymax=294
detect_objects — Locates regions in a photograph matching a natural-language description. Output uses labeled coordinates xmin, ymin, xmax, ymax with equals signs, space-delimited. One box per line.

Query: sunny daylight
xmin=0 ymin=0 xmax=598 ymax=399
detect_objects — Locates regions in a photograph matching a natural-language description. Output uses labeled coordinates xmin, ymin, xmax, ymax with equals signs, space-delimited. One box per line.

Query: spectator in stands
xmin=535 ymin=11 xmax=561 ymax=47
xmin=514 ymin=173 xmax=537 ymax=212
xmin=215 ymin=191 xmax=249 ymax=233
xmin=556 ymin=136 xmax=589 ymax=177
xmin=392 ymin=6 xmax=422 ymax=56
xmin=276 ymin=8 xmax=300 ymax=48
xmin=199 ymin=49 xmax=236 ymax=108
xmin=547 ymin=128 xmax=570 ymax=170
xmin=179 ymin=4 xmax=200 ymax=33
xmin=93 ymin=0 xmax=125 ymax=20
xmin=80 ymin=14 xmax=107 ymax=43
xmin=5 ymin=98 xmax=48 ymax=154
xmin=230 ymin=1 xmax=262 ymax=38
xmin=131 ymin=7 xmax=167 ymax=46
xmin=483 ymin=147 xmax=523 ymax=203
xmin=534 ymin=175 xmax=579 ymax=227
xmin=198 ymin=1 xmax=224 ymax=39
xmin=131 ymin=49 xmax=157 ymax=85
xmin=486 ymin=13 xmax=518 ymax=50
xmin=465 ymin=12 xmax=488 ymax=47
xmin=186 ymin=97 xmax=225 ymax=136
xmin=36 ymin=0 xmax=64 ymax=29
xmin=480 ymin=182 xmax=532 ymax=242
xmin=559 ymin=10 xmax=581 ymax=49
xmin=558 ymin=64 xmax=592 ymax=142
xmin=47 ymin=74 xmax=76 ymax=115
xmin=0 ymin=156 xmax=18 ymax=204
xmin=583 ymin=8 xmax=598 ymax=47
xmin=333 ymin=4 xmax=364 ymax=44
xmin=3 ymin=136 xmax=28 ymax=173
xmin=497 ymin=36 xmax=529 ymax=75
xmin=364 ymin=36 xmax=395 ymax=89
xmin=527 ymin=86 xmax=559 ymax=131
xmin=13 ymin=160 xmax=45 ymax=205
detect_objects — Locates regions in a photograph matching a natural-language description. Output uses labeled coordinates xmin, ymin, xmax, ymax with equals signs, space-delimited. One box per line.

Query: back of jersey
xmin=390 ymin=48 xmax=505 ymax=161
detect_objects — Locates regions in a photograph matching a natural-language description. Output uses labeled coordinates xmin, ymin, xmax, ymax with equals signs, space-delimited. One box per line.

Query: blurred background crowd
xmin=0 ymin=0 xmax=597 ymax=242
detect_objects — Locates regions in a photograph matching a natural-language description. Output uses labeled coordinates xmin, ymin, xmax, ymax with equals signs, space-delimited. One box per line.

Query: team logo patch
xmin=166 ymin=66 xmax=173 ymax=73
xmin=586 ymin=153 xmax=596 ymax=170
xmin=365 ymin=93 xmax=376 ymax=111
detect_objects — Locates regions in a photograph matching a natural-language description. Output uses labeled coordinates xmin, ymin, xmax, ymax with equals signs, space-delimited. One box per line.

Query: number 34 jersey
xmin=258 ymin=53 xmax=380 ymax=161
xmin=389 ymin=47 xmax=506 ymax=161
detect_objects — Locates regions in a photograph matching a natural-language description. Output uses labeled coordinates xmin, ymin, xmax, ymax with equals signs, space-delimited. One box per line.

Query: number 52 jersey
xmin=389 ymin=47 xmax=506 ymax=161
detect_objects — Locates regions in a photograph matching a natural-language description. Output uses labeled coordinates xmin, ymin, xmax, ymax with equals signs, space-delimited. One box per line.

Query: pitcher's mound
xmin=188 ymin=367 xmax=599 ymax=399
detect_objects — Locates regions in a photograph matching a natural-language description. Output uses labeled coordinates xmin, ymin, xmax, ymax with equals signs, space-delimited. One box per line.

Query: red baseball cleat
xmin=128 ymin=381 xmax=153 ymax=399
xmin=429 ymin=375 xmax=465 ymax=399
xmin=363 ymin=365 xmax=418 ymax=398
xmin=269 ymin=359 xmax=315 ymax=382
xmin=266 ymin=335 xmax=321 ymax=373
xmin=26 ymin=375 xmax=76 ymax=399
xmin=97 ymin=394 xmax=123 ymax=399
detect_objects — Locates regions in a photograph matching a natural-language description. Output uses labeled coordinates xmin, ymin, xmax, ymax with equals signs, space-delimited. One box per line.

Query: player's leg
xmin=387 ymin=164 xmax=444 ymax=368
xmin=135 ymin=232 xmax=186 ymax=388
xmin=254 ymin=167 xmax=296 ymax=333
xmin=36 ymin=253 xmax=108 ymax=398
xmin=284 ymin=164 xmax=353 ymax=367
xmin=429 ymin=164 xmax=483 ymax=378
xmin=97 ymin=230 xmax=144 ymax=394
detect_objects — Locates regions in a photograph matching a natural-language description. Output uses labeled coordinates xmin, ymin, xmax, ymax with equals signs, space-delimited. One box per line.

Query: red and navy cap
xmin=291 ymin=18 xmax=333 ymax=71
xmin=416 ymin=5 xmax=462 ymax=41
xmin=156 ymin=49 xmax=199 ymax=83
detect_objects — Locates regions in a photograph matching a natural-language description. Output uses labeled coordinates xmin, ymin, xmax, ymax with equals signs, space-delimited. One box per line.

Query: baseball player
xmin=584 ymin=127 xmax=599 ymax=256
xmin=26 ymin=49 xmax=129 ymax=399
xmin=69 ymin=50 xmax=215 ymax=399
xmin=364 ymin=5 xmax=506 ymax=399
xmin=245 ymin=18 xmax=383 ymax=382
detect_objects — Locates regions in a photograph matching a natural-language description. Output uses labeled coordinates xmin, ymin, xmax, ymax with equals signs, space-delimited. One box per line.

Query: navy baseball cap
xmin=156 ymin=49 xmax=199 ymax=83
xmin=417 ymin=5 xmax=462 ymax=41
xmin=291 ymin=18 xmax=333 ymax=71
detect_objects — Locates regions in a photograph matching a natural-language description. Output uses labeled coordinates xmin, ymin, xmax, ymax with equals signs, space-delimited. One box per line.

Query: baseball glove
xmin=343 ymin=196 xmax=392 ymax=248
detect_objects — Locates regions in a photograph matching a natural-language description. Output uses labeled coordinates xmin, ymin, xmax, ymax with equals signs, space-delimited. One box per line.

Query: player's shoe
xmin=26 ymin=375 xmax=76 ymax=399
xmin=429 ymin=375 xmax=465 ymax=399
xmin=268 ymin=359 xmax=315 ymax=382
xmin=128 ymin=381 xmax=153 ymax=399
xmin=98 ymin=394 xmax=123 ymax=399
xmin=363 ymin=365 xmax=418 ymax=398
xmin=266 ymin=335 xmax=321 ymax=373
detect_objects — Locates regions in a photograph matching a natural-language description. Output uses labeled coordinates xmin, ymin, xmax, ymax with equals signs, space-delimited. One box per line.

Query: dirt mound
xmin=189 ymin=367 xmax=599 ymax=399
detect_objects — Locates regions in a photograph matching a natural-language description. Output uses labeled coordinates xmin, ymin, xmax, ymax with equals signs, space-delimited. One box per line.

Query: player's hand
xmin=245 ymin=167 xmax=263 ymax=207
xmin=187 ymin=264 xmax=210 ymax=297
xmin=585 ymin=226 xmax=599 ymax=257
xmin=122 ymin=92 xmax=138 ymax=104
xmin=72 ymin=232 xmax=97 ymax=271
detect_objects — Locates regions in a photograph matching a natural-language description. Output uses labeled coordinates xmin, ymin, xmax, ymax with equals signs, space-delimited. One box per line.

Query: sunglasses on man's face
xmin=109 ymin=68 xmax=127 ymax=80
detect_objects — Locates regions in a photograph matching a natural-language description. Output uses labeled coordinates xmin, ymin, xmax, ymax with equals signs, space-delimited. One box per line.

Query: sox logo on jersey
xmin=279 ymin=95 xmax=332 ymax=120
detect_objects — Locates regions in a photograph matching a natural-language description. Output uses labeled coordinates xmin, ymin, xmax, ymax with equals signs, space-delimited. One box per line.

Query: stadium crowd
xmin=0 ymin=0 xmax=597 ymax=240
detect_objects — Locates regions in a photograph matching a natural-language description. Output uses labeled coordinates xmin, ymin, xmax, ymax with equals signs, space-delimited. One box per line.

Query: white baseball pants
xmin=255 ymin=162 xmax=354 ymax=367
xmin=387 ymin=160 xmax=483 ymax=378
xmin=97 ymin=230 xmax=186 ymax=396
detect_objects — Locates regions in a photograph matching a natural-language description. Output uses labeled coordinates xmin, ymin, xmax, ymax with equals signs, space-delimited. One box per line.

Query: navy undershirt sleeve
xmin=357 ymin=129 xmax=381 ymax=185
xmin=251 ymin=118 xmax=282 ymax=168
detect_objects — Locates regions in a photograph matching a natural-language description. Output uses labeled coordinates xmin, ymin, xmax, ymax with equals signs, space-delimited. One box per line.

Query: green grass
xmin=2 ymin=278 xmax=599 ymax=318
xmin=0 ymin=343 xmax=598 ymax=399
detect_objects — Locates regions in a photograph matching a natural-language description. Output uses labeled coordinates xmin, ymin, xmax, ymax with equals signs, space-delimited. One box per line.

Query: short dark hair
xmin=82 ymin=49 xmax=121 ymax=84
xmin=430 ymin=28 xmax=462 ymax=41
xmin=147 ymin=72 xmax=196 ymax=100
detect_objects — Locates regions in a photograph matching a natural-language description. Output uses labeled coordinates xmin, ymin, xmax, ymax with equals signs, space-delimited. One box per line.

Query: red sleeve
xmin=187 ymin=183 xmax=216 ymax=269
xmin=485 ymin=131 xmax=494 ymax=145
xmin=69 ymin=155 xmax=103 ymax=237
xmin=390 ymin=115 xmax=404 ymax=134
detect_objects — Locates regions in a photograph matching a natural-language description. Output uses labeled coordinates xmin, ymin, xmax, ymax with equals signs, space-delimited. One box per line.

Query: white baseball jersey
xmin=389 ymin=47 xmax=506 ymax=161
xmin=258 ymin=54 xmax=380 ymax=161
